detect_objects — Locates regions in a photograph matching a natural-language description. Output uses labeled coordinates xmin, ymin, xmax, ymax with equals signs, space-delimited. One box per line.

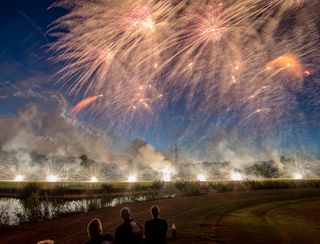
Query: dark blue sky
xmin=0 ymin=0 xmax=60 ymax=62
xmin=0 ymin=0 xmax=319 ymax=159
xmin=0 ymin=0 xmax=63 ymax=114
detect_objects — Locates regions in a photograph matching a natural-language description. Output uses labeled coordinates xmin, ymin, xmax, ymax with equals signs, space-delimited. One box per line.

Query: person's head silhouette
xmin=150 ymin=205 xmax=160 ymax=219
xmin=87 ymin=218 xmax=103 ymax=240
xmin=120 ymin=207 xmax=131 ymax=221
xmin=37 ymin=240 xmax=54 ymax=244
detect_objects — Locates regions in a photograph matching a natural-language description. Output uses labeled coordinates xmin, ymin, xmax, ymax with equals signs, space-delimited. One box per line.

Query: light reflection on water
xmin=0 ymin=194 xmax=175 ymax=225
xmin=0 ymin=198 xmax=22 ymax=225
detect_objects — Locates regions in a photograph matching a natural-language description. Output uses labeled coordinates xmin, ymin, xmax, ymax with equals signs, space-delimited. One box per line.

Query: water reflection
xmin=0 ymin=194 xmax=175 ymax=225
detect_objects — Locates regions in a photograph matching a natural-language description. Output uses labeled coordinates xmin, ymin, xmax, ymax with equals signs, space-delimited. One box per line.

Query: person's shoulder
xmin=145 ymin=219 xmax=153 ymax=225
xmin=147 ymin=218 xmax=167 ymax=223
xmin=117 ymin=221 xmax=127 ymax=228
xmin=101 ymin=233 xmax=114 ymax=244
xmin=101 ymin=240 xmax=113 ymax=244
xmin=83 ymin=240 xmax=93 ymax=244
xmin=115 ymin=223 xmax=125 ymax=234
xmin=103 ymin=233 xmax=114 ymax=241
xmin=116 ymin=220 xmax=133 ymax=232
xmin=159 ymin=218 xmax=168 ymax=226
xmin=130 ymin=219 xmax=143 ymax=231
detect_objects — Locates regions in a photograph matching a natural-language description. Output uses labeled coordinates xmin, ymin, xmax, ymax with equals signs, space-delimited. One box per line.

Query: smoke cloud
xmin=137 ymin=144 xmax=177 ymax=175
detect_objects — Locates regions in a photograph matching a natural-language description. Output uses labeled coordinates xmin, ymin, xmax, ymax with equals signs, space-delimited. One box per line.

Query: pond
xmin=0 ymin=194 xmax=175 ymax=225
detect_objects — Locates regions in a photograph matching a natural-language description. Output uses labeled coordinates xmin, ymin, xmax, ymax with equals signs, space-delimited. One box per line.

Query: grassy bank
xmin=0 ymin=179 xmax=320 ymax=198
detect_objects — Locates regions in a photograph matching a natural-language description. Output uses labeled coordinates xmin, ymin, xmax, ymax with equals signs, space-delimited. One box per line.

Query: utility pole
xmin=174 ymin=144 xmax=180 ymax=166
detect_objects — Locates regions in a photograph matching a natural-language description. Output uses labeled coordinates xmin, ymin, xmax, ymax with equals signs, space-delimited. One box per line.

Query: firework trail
xmin=69 ymin=95 xmax=103 ymax=117
xmin=49 ymin=0 xmax=320 ymax=159
xmin=265 ymin=53 xmax=303 ymax=79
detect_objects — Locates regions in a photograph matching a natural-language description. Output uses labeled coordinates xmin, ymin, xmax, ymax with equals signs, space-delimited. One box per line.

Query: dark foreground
xmin=1 ymin=188 xmax=320 ymax=244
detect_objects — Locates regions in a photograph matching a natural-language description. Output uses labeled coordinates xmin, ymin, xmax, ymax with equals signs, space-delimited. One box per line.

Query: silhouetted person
xmin=114 ymin=207 xmax=143 ymax=244
xmin=37 ymin=240 xmax=54 ymax=244
xmin=144 ymin=205 xmax=168 ymax=244
xmin=85 ymin=218 xmax=114 ymax=244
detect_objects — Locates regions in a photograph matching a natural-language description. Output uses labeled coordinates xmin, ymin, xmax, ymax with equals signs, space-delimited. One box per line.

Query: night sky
xmin=0 ymin=0 xmax=63 ymax=115
xmin=0 ymin=0 xmax=319 ymax=162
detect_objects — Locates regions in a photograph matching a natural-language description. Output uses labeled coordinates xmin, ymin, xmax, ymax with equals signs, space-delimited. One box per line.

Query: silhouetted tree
xmin=280 ymin=156 xmax=295 ymax=164
xmin=246 ymin=160 xmax=281 ymax=178
xmin=80 ymin=154 xmax=95 ymax=168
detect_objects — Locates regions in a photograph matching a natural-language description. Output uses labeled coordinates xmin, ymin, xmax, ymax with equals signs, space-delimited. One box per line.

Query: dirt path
xmin=0 ymin=188 xmax=320 ymax=244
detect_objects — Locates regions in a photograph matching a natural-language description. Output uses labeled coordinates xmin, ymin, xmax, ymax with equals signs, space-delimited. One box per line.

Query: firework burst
xmin=49 ymin=0 xmax=320 ymax=154
xmin=181 ymin=2 xmax=229 ymax=45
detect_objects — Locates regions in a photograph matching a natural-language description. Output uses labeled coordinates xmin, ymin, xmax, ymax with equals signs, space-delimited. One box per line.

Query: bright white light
xmin=230 ymin=172 xmax=243 ymax=181
xmin=14 ymin=175 xmax=24 ymax=182
xmin=90 ymin=176 xmax=98 ymax=182
xmin=46 ymin=174 xmax=58 ymax=182
xmin=127 ymin=174 xmax=137 ymax=183
xmin=161 ymin=169 xmax=172 ymax=182
xmin=197 ymin=174 xmax=207 ymax=181
xmin=293 ymin=172 xmax=303 ymax=180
